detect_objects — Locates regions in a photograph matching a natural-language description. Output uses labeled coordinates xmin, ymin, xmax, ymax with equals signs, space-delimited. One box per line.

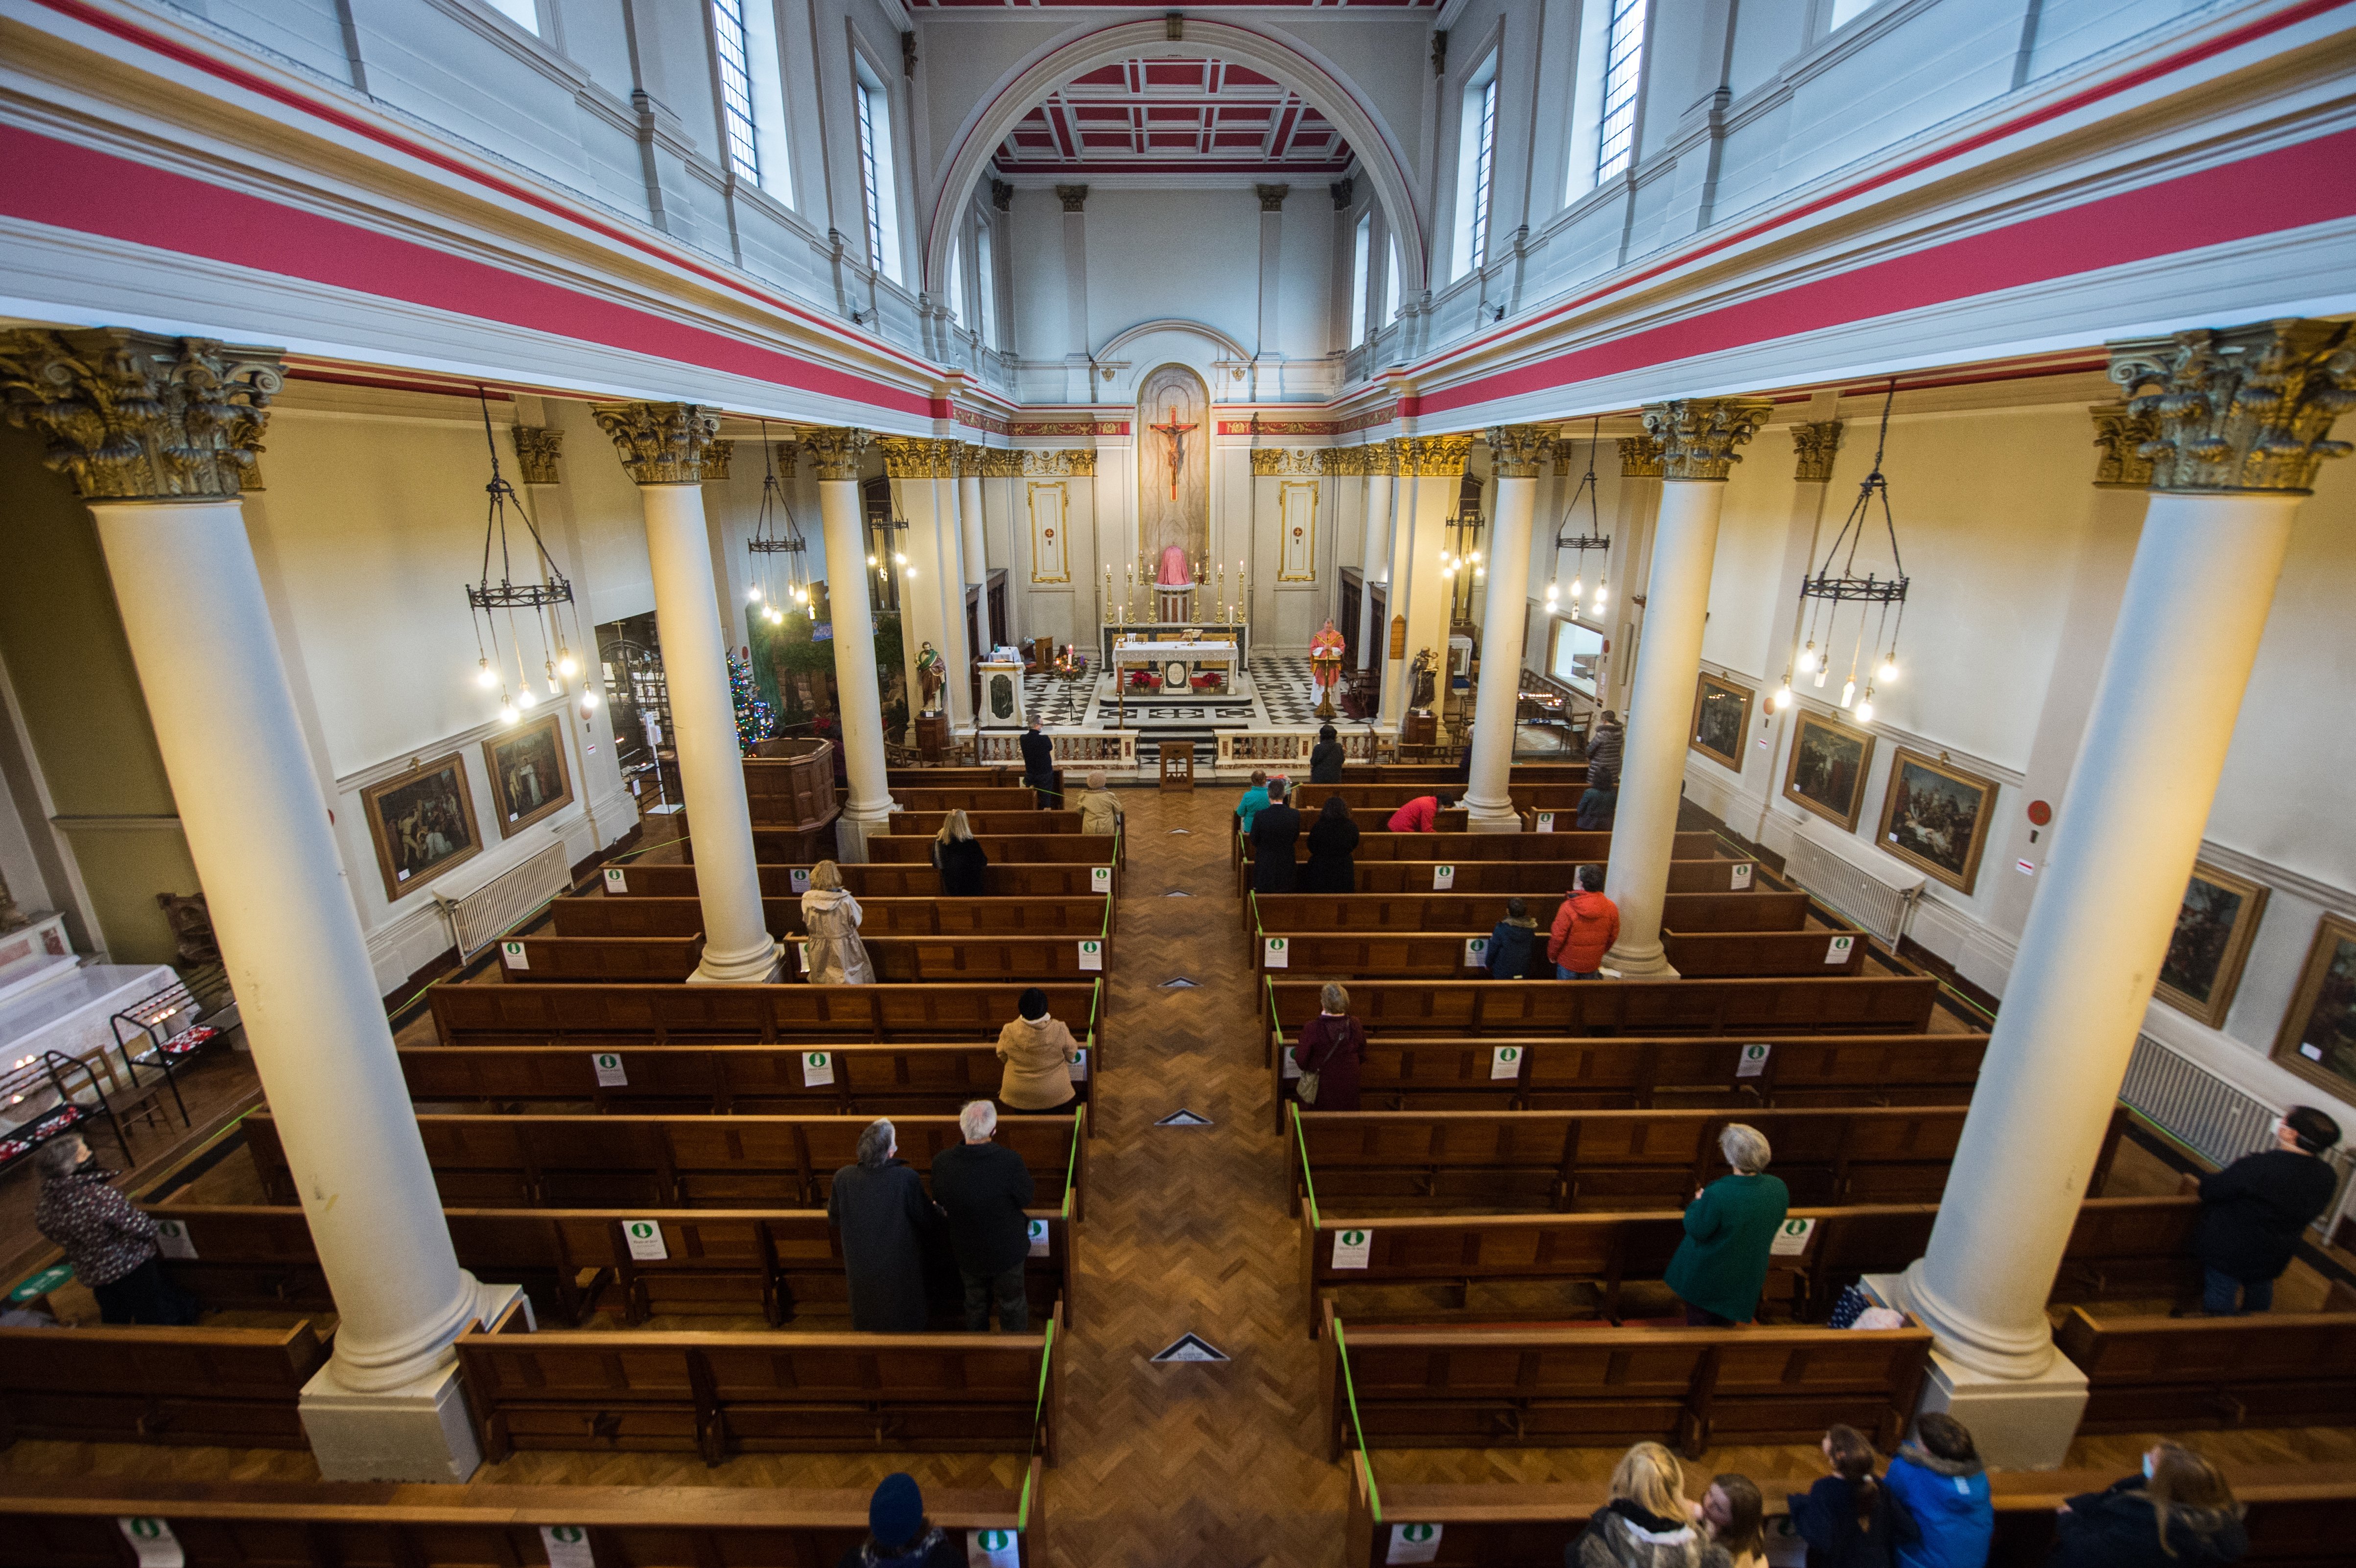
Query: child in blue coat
xmin=1884 ymin=1413 xmax=1992 ymax=1568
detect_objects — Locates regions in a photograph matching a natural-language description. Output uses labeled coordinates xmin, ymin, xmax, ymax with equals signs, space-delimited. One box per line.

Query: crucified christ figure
xmin=1149 ymin=404 xmax=1198 ymax=501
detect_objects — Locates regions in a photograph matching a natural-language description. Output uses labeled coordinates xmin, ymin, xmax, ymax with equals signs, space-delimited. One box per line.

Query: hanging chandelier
xmin=464 ymin=389 xmax=596 ymax=725
xmin=744 ymin=424 xmax=811 ymax=625
xmin=1774 ymin=381 xmax=1908 ymax=725
xmin=1544 ymin=416 xmax=1613 ymax=618
xmin=867 ymin=507 xmax=912 ymax=598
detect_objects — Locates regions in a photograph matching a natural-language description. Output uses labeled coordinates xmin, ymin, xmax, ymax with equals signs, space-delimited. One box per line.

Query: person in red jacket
xmin=1385 ymin=793 xmax=1455 ymax=832
xmin=1548 ymin=864 xmax=1620 ymax=979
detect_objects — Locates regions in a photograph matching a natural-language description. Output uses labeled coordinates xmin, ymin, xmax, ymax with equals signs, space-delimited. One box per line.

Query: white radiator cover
xmin=1782 ymin=817 xmax=1925 ymax=947
xmin=435 ymin=841 xmax=572 ymax=958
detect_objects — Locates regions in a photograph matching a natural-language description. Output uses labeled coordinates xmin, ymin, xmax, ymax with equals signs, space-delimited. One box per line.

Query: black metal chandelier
xmin=1544 ymin=416 xmax=1612 ymax=618
xmin=464 ymin=389 xmax=593 ymax=724
xmin=1776 ymin=381 xmax=1908 ymax=724
xmin=745 ymin=424 xmax=811 ymax=624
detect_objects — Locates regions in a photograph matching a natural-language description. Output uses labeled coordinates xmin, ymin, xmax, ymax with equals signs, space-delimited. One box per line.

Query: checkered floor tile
xmin=1252 ymin=655 xmax=1332 ymax=726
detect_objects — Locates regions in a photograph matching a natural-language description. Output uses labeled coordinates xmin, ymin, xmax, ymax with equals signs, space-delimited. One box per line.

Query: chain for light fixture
xmin=463 ymin=389 xmax=598 ymax=724
xmin=1775 ymin=380 xmax=1910 ymax=724
xmin=745 ymin=423 xmax=811 ymax=626
xmin=1545 ymin=415 xmax=1613 ymax=617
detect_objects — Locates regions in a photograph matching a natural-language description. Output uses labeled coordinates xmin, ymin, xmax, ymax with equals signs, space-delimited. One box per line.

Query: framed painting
xmin=2272 ymin=913 xmax=2356 ymax=1109
xmin=1781 ymin=710 xmax=1874 ymax=831
xmin=2155 ymin=862 xmax=2270 ymax=1027
xmin=1876 ymin=748 xmax=1997 ymax=895
xmin=361 ymin=753 xmax=481 ymax=900
xmin=1689 ymin=671 xmax=1754 ymax=771
xmin=482 ymin=713 xmax=574 ymax=838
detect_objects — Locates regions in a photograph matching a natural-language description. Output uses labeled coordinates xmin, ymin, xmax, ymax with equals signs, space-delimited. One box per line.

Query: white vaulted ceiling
xmin=991 ymin=57 xmax=1354 ymax=178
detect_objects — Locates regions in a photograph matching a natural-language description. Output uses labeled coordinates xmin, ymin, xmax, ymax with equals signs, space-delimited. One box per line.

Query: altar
xmin=1097 ymin=622 xmax=1249 ymax=669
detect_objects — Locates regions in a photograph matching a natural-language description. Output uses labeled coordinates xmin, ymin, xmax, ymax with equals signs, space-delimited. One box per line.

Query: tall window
xmin=855 ymin=69 xmax=903 ymax=283
xmin=1595 ymin=0 xmax=1648 ymax=182
xmin=710 ymin=0 xmax=761 ymax=183
xmin=1348 ymin=213 xmax=1371 ymax=345
xmin=947 ymin=238 xmax=966 ymax=327
xmin=977 ymin=223 xmax=1000 ymax=348
xmin=1451 ymin=60 xmax=1499 ymax=281
xmin=1830 ymin=0 xmax=1875 ymax=25
xmin=1384 ymin=241 xmax=1402 ymax=325
xmin=738 ymin=0 xmax=794 ymax=204
xmin=482 ymin=0 xmax=538 ymax=34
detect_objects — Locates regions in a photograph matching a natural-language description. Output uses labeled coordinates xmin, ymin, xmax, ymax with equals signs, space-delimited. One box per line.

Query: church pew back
xmin=0 ymin=1320 xmax=327 ymax=1449
xmin=431 ymin=978 xmax=1100 ymax=1046
xmin=243 ymin=1108 xmax=1086 ymax=1216
xmin=2057 ymin=1305 xmax=2356 ymax=1432
xmin=602 ymin=861 xmax=1108 ymax=899
xmin=1255 ymin=928 xmax=1865 ymax=983
xmin=1323 ymin=1306 xmax=1932 ymax=1460
xmin=1336 ymin=859 xmax=1758 ymax=897
xmin=780 ymin=933 xmax=1106 ymax=983
xmin=552 ymin=893 xmax=1111 ymax=938
xmin=882 ymin=810 xmax=1083 ymax=837
xmin=888 ymin=787 xmax=1041 ymax=812
xmin=1293 ymin=783 xmax=1593 ymax=815
xmin=1245 ymin=829 xmax=1721 ymax=867
xmin=495 ymin=934 xmax=703 ymax=982
xmin=1253 ymin=890 xmax=1805 ymax=936
xmin=1268 ymin=1031 xmax=1992 ymax=1129
xmin=868 ymin=833 xmax=1117 ymax=866
xmin=1372 ymin=763 xmax=1590 ymax=785
xmin=0 ymin=1473 xmax=1043 ymax=1568
xmin=889 ymin=764 xmax=1060 ymax=791
xmin=459 ymin=1297 xmax=1061 ymax=1464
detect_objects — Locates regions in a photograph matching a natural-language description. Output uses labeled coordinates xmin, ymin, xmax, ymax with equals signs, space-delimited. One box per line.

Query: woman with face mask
xmin=33 ymin=1135 xmax=200 ymax=1324
xmin=2047 ymin=1443 xmax=2246 ymax=1567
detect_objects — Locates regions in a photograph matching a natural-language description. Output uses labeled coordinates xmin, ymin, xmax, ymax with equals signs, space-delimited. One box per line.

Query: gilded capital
xmin=1250 ymin=447 xmax=1319 ymax=476
xmin=1361 ymin=439 xmax=1400 ymax=477
xmin=512 ymin=426 xmax=565 ymax=485
xmin=701 ymin=438 xmax=734 ymax=482
xmin=1484 ymin=424 xmax=1551 ymax=479
xmin=1395 ymin=433 xmax=1473 ymax=476
xmin=876 ymin=436 xmax=962 ymax=480
xmin=591 ymin=402 xmax=722 ymax=485
xmin=1790 ymin=421 xmax=1842 ymax=484
xmin=801 ymin=427 xmax=873 ymax=482
xmin=1255 ymin=183 xmax=1291 ymax=213
xmin=1319 ymin=447 xmax=1366 ymax=477
xmin=2107 ymin=319 xmax=2356 ymax=493
xmin=1020 ymin=448 xmax=1096 ymax=477
xmin=769 ymin=440 xmax=800 ymax=480
xmin=2087 ymin=403 xmax=2158 ymax=489
xmin=1641 ymin=399 xmax=1773 ymax=481
xmin=0 ymin=328 xmax=282 ymax=501
xmin=976 ymin=447 xmax=1023 ymax=479
xmin=1615 ymin=434 xmax=1664 ymax=479
xmin=1055 ymin=184 xmax=1088 ymax=213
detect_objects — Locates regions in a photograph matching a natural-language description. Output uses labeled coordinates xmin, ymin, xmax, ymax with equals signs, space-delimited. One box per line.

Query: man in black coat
xmin=1019 ymin=721 xmax=1057 ymax=808
xmin=2194 ymin=1103 xmax=2340 ymax=1314
xmin=929 ymin=1100 xmax=1037 ymax=1331
xmin=1250 ymin=778 xmax=1303 ymax=894
xmin=826 ymin=1119 xmax=940 ymax=1331
xmin=1308 ymin=724 xmax=1346 ymax=784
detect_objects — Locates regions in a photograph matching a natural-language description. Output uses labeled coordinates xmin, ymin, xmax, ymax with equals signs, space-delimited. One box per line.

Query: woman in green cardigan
xmin=1664 ymin=1123 xmax=1790 ymax=1326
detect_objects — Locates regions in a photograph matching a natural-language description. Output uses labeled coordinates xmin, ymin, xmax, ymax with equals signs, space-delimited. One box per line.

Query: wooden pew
xmin=1366 ymin=763 xmax=1590 ymax=785
xmin=0 ymin=1320 xmax=327 ymax=1448
xmin=430 ymin=978 xmax=1101 ymax=1047
xmin=401 ymin=1040 xmax=1100 ymax=1121
xmin=1264 ymin=976 xmax=1941 ymax=1054
xmin=552 ymin=892 xmax=1111 ymax=938
xmin=460 ymin=1296 xmax=1063 ymax=1464
xmin=0 ymin=1473 xmax=1044 ymax=1568
xmin=1294 ymin=783 xmax=1593 ymax=815
xmin=883 ymin=810 xmax=1083 ymax=836
xmin=1322 ymin=1303 xmax=1933 ymax=1460
xmin=889 ymin=763 xmax=1062 ymax=796
xmin=888 ymin=786 xmax=1041 ymax=812
xmin=868 ymin=833 xmax=1117 ymax=867
xmin=1268 ymin=1031 xmax=1992 ymax=1129
xmin=1295 ymin=1196 xmax=2201 ymax=1336
xmin=1337 ymin=1457 xmax=2352 ymax=1568
xmin=1254 ymin=890 xmax=1804 ymax=936
xmin=600 ymin=861 xmax=1111 ymax=899
xmin=783 ymin=932 xmax=1108 ymax=983
xmin=1332 ymin=859 xmax=1759 ymax=897
xmin=1247 ymin=829 xmax=1719 ymax=869
xmin=1288 ymin=1103 xmax=2123 ymax=1216
xmin=243 ymin=1107 xmax=1090 ymax=1217
xmin=146 ymin=1202 xmax=1079 ymax=1330
xmin=2057 ymin=1302 xmax=2356 ymax=1432
xmin=1254 ymin=926 xmax=1866 ymax=981
xmin=495 ymin=933 xmax=703 ymax=982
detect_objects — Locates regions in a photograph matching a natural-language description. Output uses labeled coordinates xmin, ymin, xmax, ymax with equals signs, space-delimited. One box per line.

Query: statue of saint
xmin=915 ymin=641 xmax=944 ymax=715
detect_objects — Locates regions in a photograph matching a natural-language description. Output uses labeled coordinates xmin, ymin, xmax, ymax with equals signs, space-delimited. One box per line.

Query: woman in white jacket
xmin=799 ymin=860 xmax=874 ymax=983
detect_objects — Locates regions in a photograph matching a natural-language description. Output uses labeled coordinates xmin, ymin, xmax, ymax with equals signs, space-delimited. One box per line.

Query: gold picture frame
xmin=1876 ymin=747 xmax=1997 ymax=895
xmin=360 ymin=752 xmax=481 ymax=901
xmin=2271 ymin=913 xmax=2356 ymax=1109
xmin=1689 ymin=671 xmax=1754 ymax=772
xmin=482 ymin=713 xmax=575 ymax=839
xmin=2155 ymin=862 xmax=2270 ymax=1028
xmin=1781 ymin=710 xmax=1875 ymax=831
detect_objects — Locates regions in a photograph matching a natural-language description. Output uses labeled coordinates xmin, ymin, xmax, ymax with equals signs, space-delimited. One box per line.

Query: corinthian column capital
xmin=801 ymin=427 xmax=873 ymax=482
xmin=2107 ymin=319 xmax=2356 ymax=493
xmin=876 ymin=436 xmax=962 ymax=479
xmin=0 ymin=328 xmax=282 ymax=501
xmin=1484 ymin=424 xmax=1552 ymax=478
xmin=1396 ymin=433 xmax=1473 ymax=476
xmin=511 ymin=426 xmax=565 ymax=485
xmin=1615 ymin=434 xmax=1664 ymax=478
xmin=591 ymin=402 xmax=722 ymax=484
xmin=701 ymin=439 xmax=735 ymax=482
xmin=1790 ymin=421 xmax=1843 ymax=484
xmin=2087 ymin=403 xmax=2159 ymax=489
xmin=1641 ymin=398 xmax=1774 ymax=481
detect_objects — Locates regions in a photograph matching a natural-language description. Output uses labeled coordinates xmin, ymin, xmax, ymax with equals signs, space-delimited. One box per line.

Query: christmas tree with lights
xmin=729 ymin=650 xmax=775 ymax=753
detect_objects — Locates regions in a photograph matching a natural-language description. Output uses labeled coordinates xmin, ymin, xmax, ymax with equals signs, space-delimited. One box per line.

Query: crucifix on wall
xmin=1149 ymin=405 xmax=1197 ymax=500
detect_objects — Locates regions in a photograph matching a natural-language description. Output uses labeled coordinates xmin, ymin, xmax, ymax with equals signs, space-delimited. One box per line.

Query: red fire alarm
xmin=2026 ymin=799 xmax=2052 ymax=826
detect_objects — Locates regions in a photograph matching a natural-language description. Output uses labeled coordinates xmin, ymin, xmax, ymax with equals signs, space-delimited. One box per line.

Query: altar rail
xmin=974 ymin=730 xmax=1139 ymax=770
xmin=1217 ymin=730 xmax=1393 ymax=770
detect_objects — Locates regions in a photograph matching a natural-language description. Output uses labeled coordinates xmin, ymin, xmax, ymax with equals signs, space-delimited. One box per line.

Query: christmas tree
xmin=729 ymin=650 xmax=775 ymax=753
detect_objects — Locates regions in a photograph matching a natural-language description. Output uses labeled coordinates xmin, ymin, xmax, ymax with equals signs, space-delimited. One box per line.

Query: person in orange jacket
xmin=1547 ymin=864 xmax=1620 ymax=979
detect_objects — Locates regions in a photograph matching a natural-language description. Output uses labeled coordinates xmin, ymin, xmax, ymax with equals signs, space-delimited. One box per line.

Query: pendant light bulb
xmin=1853 ymin=697 xmax=1874 ymax=723
xmin=1569 ymin=575 xmax=1582 ymax=601
xmin=579 ymin=687 xmax=600 ymax=710
xmin=1592 ymin=583 xmax=1608 ymax=613
xmin=867 ymin=554 xmax=878 ymax=567
xmin=516 ymin=686 xmax=538 ymax=710
xmin=894 ymin=552 xmax=908 ymax=566
xmin=1544 ymin=581 xmax=1558 ymax=605
xmin=1878 ymin=656 xmax=1900 ymax=684
xmin=499 ymin=698 xmax=518 ymax=724
xmin=475 ymin=659 xmax=497 ymax=689
xmin=748 ymin=587 xmax=763 ymax=604
xmin=557 ymin=653 xmax=579 ymax=679
xmin=1813 ymin=664 xmax=1829 ymax=688
xmin=1839 ymin=678 xmax=1856 ymax=708
xmin=1797 ymin=644 xmax=1816 ymax=675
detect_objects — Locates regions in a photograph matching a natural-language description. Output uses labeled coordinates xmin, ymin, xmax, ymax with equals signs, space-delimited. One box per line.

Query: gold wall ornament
xmin=1642 ymin=399 xmax=1773 ymax=481
xmin=0 ymin=327 xmax=282 ymax=501
xmin=1790 ymin=421 xmax=1844 ymax=484
xmin=591 ymin=402 xmax=723 ymax=484
xmin=1319 ymin=447 xmax=1368 ymax=477
xmin=511 ymin=426 xmax=565 ymax=485
xmin=1249 ymin=447 xmax=1320 ymax=476
xmin=1255 ymin=183 xmax=1291 ymax=213
xmin=1019 ymin=448 xmax=1096 ymax=477
xmin=1484 ymin=424 xmax=1552 ymax=478
xmin=770 ymin=439 xmax=800 ymax=480
xmin=1394 ymin=433 xmax=1473 ymax=476
xmin=1362 ymin=438 xmax=1403 ymax=477
xmin=1615 ymin=434 xmax=1664 ymax=478
xmin=701 ymin=438 xmax=735 ymax=482
xmin=876 ymin=436 xmax=962 ymax=479
xmin=800 ymin=426 xmax=873 ymax=481
xmin=2086 ymin=403 xmax=2159 ymax=489
xmin=2107 ymin=319 xmax=2356 ymax=493
xmin=1055 ymin=184 xmax=1089 ymax=213
xmin=976 ymin=447 xmax=1024 ymax=479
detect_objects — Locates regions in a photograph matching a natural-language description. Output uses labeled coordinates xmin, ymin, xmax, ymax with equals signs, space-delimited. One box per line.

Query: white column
xmin=882 ymin=439 xmax=972 ymax=730
xmin=1358 ymin=455 xmax=1395 ymax=673
xmin=1885 ymin=321 xmax=2351 ymax=1466
xmin=1604 ymin=438 xmax=1663 ymax=717
xmin=1464 ymin=427 xmax=1544 ymax=830
xmin=810 ymin=429 xmax=896 ymax=860
xmin=960 ymin=452 xmax=993 ymax=652
xmin=1603 ymin=399 xmax=1770 ymax=977
xmin=596 ymin=404 xmax=780 ymax=983
xmin=1383 ymin=436 xmax=1471 ymax=733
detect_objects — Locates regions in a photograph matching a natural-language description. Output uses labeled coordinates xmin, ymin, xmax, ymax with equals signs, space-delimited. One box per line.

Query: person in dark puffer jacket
xmin=1584 ymin=710 xmax=1624 ymax=788
xmin=2046 ymin=1444 xmax=2246 ymax=1568
xmin=1885 ymin=1412 xmax=1992 ymax=1568
xmin=1485 ymin=898 xmax=1543 ymax=979
xmin=839 ymin=1473 xmax=963 ymax=1568
xmin=1789 ymin=1425 xmax=1919 ymax=1568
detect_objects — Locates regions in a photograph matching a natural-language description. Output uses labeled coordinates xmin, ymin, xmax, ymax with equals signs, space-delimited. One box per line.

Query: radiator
xmin=1782 ymin=819 xmax=1924 ymax=946
xmin=2120 ymin=1031 xmax=2355 ymax=1238
xmin=435 ymin=841 xmax=572 ymax=958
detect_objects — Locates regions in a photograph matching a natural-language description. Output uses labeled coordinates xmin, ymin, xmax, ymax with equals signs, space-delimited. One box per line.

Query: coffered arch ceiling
xmin=993 ymin=56 xmax=1352 ymax=178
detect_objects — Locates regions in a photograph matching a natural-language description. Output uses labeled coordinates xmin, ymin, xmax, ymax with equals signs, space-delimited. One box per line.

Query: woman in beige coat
xmin=799 ymin=860 xmax=874 ymax=983
xmin=1073 ymin=771 xmax=1122 ymax=838
xmin=995 ymin=987 xmax=1078 ymax=1113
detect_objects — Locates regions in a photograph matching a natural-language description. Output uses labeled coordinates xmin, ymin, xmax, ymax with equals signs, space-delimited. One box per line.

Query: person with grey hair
xmin=928 ymin=1100 xmax=1037 ymax=1332
xmin=1292 ymin=982 xmax=1367 ymax=1111
xmin=1662 ymin=1123 xmax=1790 ymax=1327
xmin=825 ymin=1118 xmax=940 ymax=1332
xmin=32 ymin=1134 xmax=199 ymax=1325
xmin=1073 ymin=770 xmax=1123 ymax=839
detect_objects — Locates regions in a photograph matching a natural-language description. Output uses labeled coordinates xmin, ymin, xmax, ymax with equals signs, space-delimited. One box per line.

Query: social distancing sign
xmin=603 ymin=868 xmax=628 ymax=893
xmin=118 ymin=1518 xmax=184 ymax=1568
xmin=1264 ymin=937 xmax=1289 ymax=968
xmin=968 ymin=1528 xmax=1022 ymax=1567
xmin=592 ymin=1052 xmax=628 ymax=1086
xmin=541 ymin=1525 xmax=595 ymax=1568
xmin=1534 ymin=811 xmax=1555 ymax=832
xmin=802 ymin=1051 xmax=834 ymax=1086
xmin=1388 ymin=1522 xmax=1443 ymax=1564
xmin=1432 ymin=865 xmax=1455 ymax=889
xmin=1490 ymin=1045 xmax=1522 ymax=1081
xmin=789 ymin=867 xmax=812 ymax=892
xmin=1028 ymin=1220 xmax=1051 ymax=1257
xmin=623 ymin=1221 xmax=668 ymax=1261
xmin=1825 ymin=935 xmax=1855 ymax=964
xmin=1091 ymin=866 xmax=1113 ymax=893
xmin=1770 ymin=1217 xmax=1816 ymax=1256
xmin=1735 ymin=1043 xmax=1772 ymax=1078
xmin=1462 ymin=937 xmax=1489 ymax=967
xmin=1067 ymin=1048 xmax=1089 ymax=1081
xmin=501 ymin=940 xmax=529 ymax=970
xmin=1731 ymin=862 xmax=1753 ymax=889
xmin=1331 ymin=1228 xmax=1372 ymax=1269
xmin=153 ymin=1219 xmax=196 ymax=1260
xmin=1078 ymin=939 xmax=1103 ymax=971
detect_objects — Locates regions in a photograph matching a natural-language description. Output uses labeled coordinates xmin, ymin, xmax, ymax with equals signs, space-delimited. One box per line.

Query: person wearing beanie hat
xmin=2192 ymin=1103 xmax=2342 ymax=1314
xmin=841 ymin=1472 xmax=961 ymax=1568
